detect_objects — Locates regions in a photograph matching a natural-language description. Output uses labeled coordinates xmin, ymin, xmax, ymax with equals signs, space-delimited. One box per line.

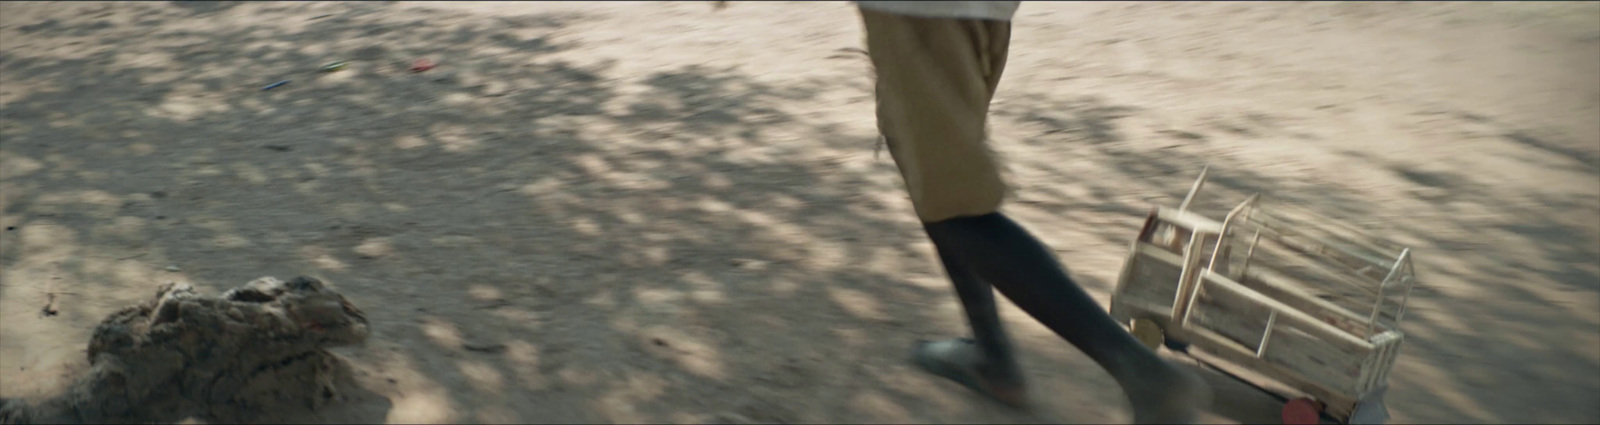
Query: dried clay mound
xmin=0 ymin=276 xmax=371 ymax=424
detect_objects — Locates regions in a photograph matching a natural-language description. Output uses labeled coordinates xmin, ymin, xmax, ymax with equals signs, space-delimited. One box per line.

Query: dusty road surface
xmin=2 ymin=1 xmax=1597 ymax=424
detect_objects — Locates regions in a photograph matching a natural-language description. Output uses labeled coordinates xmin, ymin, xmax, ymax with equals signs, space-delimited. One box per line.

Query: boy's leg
xmin=861 ymin=7 xmax=1027 ymax=407
xmin=923 ymin=214 xmax=1212 ymax=423
xmin=860 ymin=8 xmax=1211 ymax=424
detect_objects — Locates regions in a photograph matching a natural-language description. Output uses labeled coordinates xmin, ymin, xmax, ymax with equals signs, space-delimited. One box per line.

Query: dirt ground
xmin=1 ymin=1 xmax=1596 ymax=424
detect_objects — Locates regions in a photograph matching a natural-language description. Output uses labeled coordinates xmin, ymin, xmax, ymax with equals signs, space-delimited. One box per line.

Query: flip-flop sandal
xmin=912 ymin=338 xmax=1030 ymax=409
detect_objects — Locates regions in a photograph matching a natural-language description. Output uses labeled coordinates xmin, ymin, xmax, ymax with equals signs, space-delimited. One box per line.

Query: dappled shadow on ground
xmin=1 ymin=1 xmax=1596 ymax=424
xmin=0 ymin=2 xmax=1047 ymax=423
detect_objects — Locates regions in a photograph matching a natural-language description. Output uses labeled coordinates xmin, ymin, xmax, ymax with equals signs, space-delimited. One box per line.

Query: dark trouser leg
xmin=924 ymin=213 xmax=1161 ymax=380
xmin=928 ymin=232 xmax=1023 ymax=384
xmin=925 ymin=212 xmax=1210 ymax=423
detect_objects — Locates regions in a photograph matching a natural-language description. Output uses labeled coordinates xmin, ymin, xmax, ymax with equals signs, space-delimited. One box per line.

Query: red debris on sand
xmin=410 ymin=59 xmax=436 ymax=73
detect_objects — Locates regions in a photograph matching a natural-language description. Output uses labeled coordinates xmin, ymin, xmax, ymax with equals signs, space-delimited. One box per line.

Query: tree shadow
xmin=0 ymin=2 xmax=1052 ymax=424
xmin=166 ymin=1 xmax=246 ymax=16
xmin=2 ymin=1 xmax=1596 ymax=424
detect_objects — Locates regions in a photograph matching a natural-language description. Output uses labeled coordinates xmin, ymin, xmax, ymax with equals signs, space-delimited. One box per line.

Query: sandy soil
xmin=2 ymin=1 xmax=1596 ymax=423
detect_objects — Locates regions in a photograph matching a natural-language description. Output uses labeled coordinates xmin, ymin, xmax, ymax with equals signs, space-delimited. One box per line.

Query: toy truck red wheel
xmin=1282 ymin=397 xmax=1323 ymax=425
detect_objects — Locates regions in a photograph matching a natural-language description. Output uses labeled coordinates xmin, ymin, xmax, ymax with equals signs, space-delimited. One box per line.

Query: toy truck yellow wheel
xmin=1130 ymin=318 xmax=1192 ymax=353
xmin=1131 ymin=318 xmax=1165 ymax=350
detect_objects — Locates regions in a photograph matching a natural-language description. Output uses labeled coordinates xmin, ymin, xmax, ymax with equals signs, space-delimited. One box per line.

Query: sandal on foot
xmin=911 ymin=338 xmax=1030 ymax=409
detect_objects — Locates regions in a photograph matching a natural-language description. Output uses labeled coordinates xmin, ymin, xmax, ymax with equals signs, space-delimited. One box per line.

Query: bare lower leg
xmin=923 ymin=212 xmax=1210 ymax=424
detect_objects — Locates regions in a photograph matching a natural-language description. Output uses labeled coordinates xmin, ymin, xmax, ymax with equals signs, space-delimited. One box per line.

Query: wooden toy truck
xmin=1109 ymin=169 xmax=1417 ymax=424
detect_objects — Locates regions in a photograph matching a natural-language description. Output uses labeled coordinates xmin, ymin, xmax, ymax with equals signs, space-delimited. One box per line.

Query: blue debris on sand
xmin=262 ymin=80 xmax=291 ymax=91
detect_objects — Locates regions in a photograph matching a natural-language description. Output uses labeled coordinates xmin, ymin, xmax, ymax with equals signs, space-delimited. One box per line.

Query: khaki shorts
xmin=860 ymin=8 xmax=1011 ymax=223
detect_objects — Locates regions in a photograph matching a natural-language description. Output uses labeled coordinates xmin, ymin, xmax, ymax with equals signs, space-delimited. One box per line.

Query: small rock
xmin=475 ymin=299 xmax=512 ymax=310
xmin=1410 ymin=187 xmax=1450 ymax=201
xmin=353 ymin=238 xmax=394 ymax=259
xmin=165 ymin=265 xmax=182 ymax=272
xmin=729 ymin=258 xmax=769 ymax=270
xmin=464 ymin=342 xmax=507 ymax=354
xmin=478 ymin=81 xmax=512 ymax=97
